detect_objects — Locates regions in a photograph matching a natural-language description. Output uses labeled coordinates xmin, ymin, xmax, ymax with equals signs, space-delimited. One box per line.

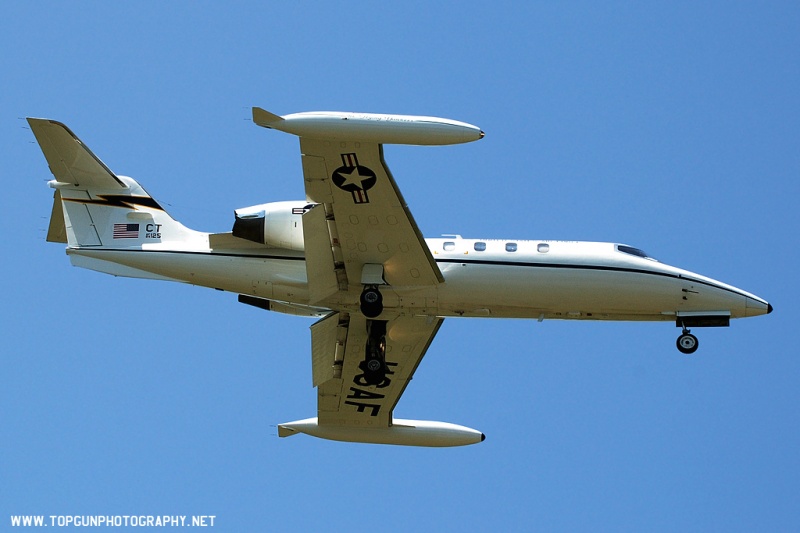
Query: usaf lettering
xmin=345 ymin=361 xmax=397 ymax=416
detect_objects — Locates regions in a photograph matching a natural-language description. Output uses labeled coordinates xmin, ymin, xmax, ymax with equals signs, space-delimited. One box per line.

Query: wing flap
xmin=310 ymin=312 xmax=347 ymax=387
xmin=301 ymin=155 xmax=333 ymax=204
xmin=302 ymin=204 xmax=340 ymax=304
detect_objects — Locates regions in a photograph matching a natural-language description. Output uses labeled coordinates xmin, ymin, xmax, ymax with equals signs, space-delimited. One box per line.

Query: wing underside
xmin=296 ymin=131 xmax=447 ymax=433
xmin=299 ymin=138 xmax=444 ymax=291
xmin=254 ymin=108 xmax=484 ymax=445
xmin=312 ymin=312 xmax=443 ymax=427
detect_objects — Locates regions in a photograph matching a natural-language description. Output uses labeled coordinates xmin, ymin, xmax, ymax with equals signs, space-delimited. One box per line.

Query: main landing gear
xmin=359 ymin=319 xmax=388 ymax=386
xmin=360 ymin=285 xmax=383 ymax=318
xmin=358 ymin=281 xmax=388 ymax=385
xmin=676 ymin=325 xmax=699 ymax=355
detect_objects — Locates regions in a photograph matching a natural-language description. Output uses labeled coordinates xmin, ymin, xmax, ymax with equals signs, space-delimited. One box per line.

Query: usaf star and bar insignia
xmin=331 ymin=153 xmax=377 ymax=204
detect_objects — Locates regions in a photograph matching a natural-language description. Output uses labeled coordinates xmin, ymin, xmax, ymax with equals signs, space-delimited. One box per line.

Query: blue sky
xmin=2 ymin=2 xmax=798 ymax=531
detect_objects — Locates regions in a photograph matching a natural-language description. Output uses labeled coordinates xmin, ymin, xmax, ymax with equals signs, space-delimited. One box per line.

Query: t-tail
xmin=29 ymin=118 xmax=208 ymax=280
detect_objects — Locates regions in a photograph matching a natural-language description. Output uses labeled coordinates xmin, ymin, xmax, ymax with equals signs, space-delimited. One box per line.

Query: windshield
xmin=617 ymin=244 xmax=656 ymax=260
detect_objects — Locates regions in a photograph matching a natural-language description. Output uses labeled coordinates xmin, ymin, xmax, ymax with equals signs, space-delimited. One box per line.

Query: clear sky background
xmin=2 ymin=2 xmax=798 ymax=531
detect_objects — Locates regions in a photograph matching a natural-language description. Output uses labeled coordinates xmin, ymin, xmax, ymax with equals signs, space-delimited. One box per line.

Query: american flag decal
xmin=331 ymin=153 xmax=378 ymax=205
xmin=113 ymin=223 xmax=140 ymax=239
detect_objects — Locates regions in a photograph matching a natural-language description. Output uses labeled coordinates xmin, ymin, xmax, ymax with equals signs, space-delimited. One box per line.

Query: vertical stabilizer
xmin=28 ymin=118 xmax=206 ymax=250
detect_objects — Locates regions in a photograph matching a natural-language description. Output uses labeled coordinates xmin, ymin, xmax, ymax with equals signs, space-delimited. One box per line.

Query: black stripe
xmin=435 ymin=258 xmax=761 ymax=303
xmin=70 ymin=248 xmax=763 ymax=304
xmin=72 ymin=247 xmax=304 ymax=261
xmin=64 ymin=195 xmax=165 ymax=211
xmin=437 ymin=257 xmax=660 ymax=276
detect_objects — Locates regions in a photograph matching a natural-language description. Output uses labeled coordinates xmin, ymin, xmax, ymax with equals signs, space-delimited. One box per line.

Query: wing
xmin=299 ymin=137 xmax=444 ymax=294
xmin=289 ymin=114 xmax=445 ymax=426
xmin=311 ymin=312 xmax=443 ymax=427
xmin=253 ymin=107 xmax=468 ymax=302
xmin=256 ymin=107 xmax=485 ymax=445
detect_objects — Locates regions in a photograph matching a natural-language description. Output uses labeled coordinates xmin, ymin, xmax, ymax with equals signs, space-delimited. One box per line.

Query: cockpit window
xmin=617 ymin=245 xmax=655 ymax=260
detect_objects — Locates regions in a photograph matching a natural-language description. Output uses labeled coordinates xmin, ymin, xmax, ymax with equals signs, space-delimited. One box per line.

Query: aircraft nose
xmin=745 ymin=297 xmax=772 ymax=317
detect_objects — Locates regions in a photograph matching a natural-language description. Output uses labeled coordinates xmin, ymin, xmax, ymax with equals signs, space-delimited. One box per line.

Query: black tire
xmin=363 ymin=290 xmax=380 ymax=304
xmin=676 ymin=333 xmax=699 ymax=354
xmin=359 ymin=357 xmax=386 ymax=385
xmin=360 ymin=288 xmax=383 ymax=318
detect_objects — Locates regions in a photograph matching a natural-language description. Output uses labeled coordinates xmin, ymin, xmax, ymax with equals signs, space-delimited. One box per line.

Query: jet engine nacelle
xmin=232 ymin=200 xmax=312 ymax=251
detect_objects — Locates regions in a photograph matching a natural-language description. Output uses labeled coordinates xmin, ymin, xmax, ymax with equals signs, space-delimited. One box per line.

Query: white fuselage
xmin=66 ymin=235 xmax=770 ymax=323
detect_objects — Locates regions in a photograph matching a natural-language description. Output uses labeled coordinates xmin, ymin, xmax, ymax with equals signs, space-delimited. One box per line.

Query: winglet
xmin=277 ymin=423 xmax=299 ymax=438
xmin=252 ymin=107 xmax=284 ymax=128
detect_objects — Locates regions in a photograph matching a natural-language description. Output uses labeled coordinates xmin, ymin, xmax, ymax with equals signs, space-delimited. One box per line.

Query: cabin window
xmin=443 ymin=241 xmax=455 ymax=251
xmin=474 ymin=242 xmax=486 ymax=252
xmin=537 ymin=243 xmax=550 ymax=253
xmin=505 ymin=242 xmax=517 ymax=252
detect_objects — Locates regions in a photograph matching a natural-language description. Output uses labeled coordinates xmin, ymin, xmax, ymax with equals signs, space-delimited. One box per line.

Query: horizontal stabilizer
xmin=27 ymin=118 xmax=126 ymax=189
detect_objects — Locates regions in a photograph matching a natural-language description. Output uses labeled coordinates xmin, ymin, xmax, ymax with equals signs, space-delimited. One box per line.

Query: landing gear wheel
xmin=360 ymin=357 xmax=386 ymax=385
xmin=677 ymin=332 xmax=699 ymax=354
xmin=360 ymin=286 xmax=383 ymax=318
xmin=359 ymin=320 xmax=388 ymax=386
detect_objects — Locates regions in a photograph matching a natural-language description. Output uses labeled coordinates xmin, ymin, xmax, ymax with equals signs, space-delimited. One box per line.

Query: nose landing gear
xmin=676 ymin=325 xmax=699 ymax=354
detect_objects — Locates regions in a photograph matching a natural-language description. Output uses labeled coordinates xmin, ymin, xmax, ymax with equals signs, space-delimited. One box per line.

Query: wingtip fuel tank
xmin=252 ymin=107 xmax=484 ymax=146
xmin=278 ymin=417 xmax=485 ymax=447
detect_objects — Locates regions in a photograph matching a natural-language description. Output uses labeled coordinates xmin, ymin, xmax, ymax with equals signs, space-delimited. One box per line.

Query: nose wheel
xmin=676 ymin=328 xmax=699 ymax=354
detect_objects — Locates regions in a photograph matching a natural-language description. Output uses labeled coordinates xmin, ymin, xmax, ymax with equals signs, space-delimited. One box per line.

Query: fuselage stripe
xmin=68 ymin=248 xmax=763 ymax=304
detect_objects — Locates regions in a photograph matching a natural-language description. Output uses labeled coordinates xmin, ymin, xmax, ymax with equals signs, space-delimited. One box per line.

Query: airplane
xmin=28 ymin=108 xmax=772 ymax=447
